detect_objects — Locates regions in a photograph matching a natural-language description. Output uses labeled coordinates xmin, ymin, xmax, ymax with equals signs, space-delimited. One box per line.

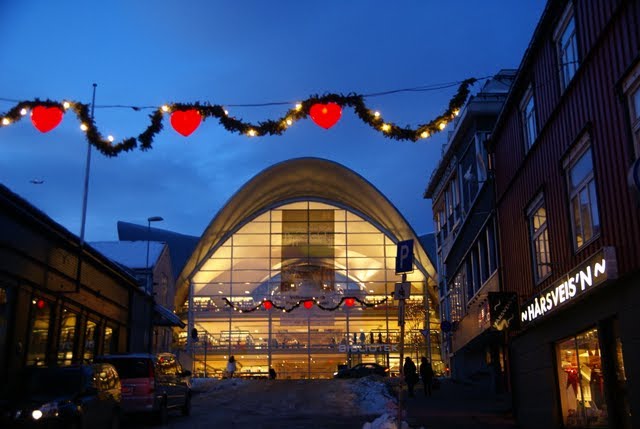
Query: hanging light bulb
xmin=107 ymin=135 xmax=114 ymax=142
xmin=381 ymin=123 xmax=391 ymax=132
xmin=420 ymin=131 xmax=430 ymax=139
xmin=1 ymin=118 xmax=10 ymax=125
xmin=80 ymin=123 xmax=88 ymax=131
xmin=63 ymin=101 xmax=71 ymax=110
xmin=20 ymin=108 xmax=28 ymax=116
xmin=161 ymin=105 xmax=170 ymax=112
xmin=438 ymin=122 xmax=447 ymax=130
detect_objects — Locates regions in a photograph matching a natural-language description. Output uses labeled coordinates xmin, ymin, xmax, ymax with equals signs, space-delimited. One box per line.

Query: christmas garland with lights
xmin=0 ymin=78 xmax=476 ymax=157
xmin=222 ymin=296 xmax=389 ymax=313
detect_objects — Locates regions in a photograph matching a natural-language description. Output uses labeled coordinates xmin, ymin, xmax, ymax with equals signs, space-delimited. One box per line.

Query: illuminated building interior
xmin=175 ymin=159 xmax=442 ymax=378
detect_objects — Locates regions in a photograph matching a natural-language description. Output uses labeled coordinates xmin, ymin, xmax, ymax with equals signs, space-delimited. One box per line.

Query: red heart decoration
xmin=170 ymin=109 xmax=202 ymax=136
xmin=303 ymin=300 xmax=314 ymax=309
xmin=344 ymin=297 xmax=355 ymax=307
xmin=263 ymin=300 xmax=273 ymax=310
xmin=30 ymin=106 xmax=64 ymax=133
xmin=309 ymin=102 xmax=342 ymax=129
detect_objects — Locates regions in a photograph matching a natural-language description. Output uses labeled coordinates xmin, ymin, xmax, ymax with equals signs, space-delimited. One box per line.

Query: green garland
xmin=0 ymin=78 xmax=476 ymax=157
xmin=222 ymin=296 xmax=390 ymax=313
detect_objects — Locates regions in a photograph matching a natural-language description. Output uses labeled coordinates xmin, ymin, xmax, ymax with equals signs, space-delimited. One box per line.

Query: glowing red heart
xmin=309 ymin=102 xmax=342 ymax=129
xmin=170 ymin=109 xmax=202 ymax=136
xmin=263 ymin=300 xmax=273 ymax=310
xmin=303 ymin=300 xmax=313 ymax=309
xmin=30 ymin=106 xmax=64 ymax=133
xmin=344 ymin=297 xmax=355 ymax=307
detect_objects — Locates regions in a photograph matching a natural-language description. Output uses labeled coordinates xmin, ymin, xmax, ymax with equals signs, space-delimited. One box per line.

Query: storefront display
xmin=556 ymin=327 xmax=607 ymax=428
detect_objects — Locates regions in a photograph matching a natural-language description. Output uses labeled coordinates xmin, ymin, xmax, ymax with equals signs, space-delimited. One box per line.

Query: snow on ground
xmin=348 ymin=376 xmax=397 ymax=415
xmin=189 ymin=376 xmax=416 ymax=428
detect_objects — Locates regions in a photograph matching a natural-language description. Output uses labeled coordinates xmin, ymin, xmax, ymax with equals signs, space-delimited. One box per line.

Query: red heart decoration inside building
xmin=303 ymin=300 xmax=314 ymax=309
xmin=309 ymin=102 xmax=342 ymax=129
xmin=344 ymin=297 xmax=355 ymax=307
xmin=30 ymin=106 xmax=64 ymax=133
xmin=263 ymin=300 xmax=273 ymax=310
xmin=170 ymin=109 xmax=202 ymax=136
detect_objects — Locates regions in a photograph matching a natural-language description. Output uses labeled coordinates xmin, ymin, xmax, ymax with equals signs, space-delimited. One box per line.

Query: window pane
xmin=27 ymin=300 xmax=51 ymax=366
xmin=84 ymin=320 xmax=97 ymax=361
xmin=589 ymin=181 xmax=600 ymax=237
xmin=580 ymin=188 xmax=593 ymax=242
xmin=572 ymin=196 xmax=583 ymax=248
xmin=632 ymin=87 xmax=640 ymax=120
xmin=58 ymin=310 xmax=77 ymax=365
xmin=575 ymin=329 xmax=607 ymax=427
xmin=570 ymin=150 xmax=592 ymax=191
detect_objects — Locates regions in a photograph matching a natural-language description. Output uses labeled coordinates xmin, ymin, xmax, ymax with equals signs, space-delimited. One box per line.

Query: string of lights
xmin=0 ymin=78 xmax=476 ymax=157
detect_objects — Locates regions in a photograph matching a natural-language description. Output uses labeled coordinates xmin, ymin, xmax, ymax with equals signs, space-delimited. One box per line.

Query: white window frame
xmin=527 ymin=194 xmax=551 ymax=284
xmin=622 ymin=62 xmax=640 ymax=158
xmin=520 ymin=85 xmax=537 ymax=151
xmin=564 ymin=136 xmax=600 ymax=251
xmin=554 ymin=2 xmax=579 ymax=92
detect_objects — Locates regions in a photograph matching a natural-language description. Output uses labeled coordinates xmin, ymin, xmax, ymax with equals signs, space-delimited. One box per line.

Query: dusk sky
xmin=0 ymin=1 xmax=546 ymax=241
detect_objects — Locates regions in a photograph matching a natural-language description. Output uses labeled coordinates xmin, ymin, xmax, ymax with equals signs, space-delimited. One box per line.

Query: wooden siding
xmin=493 ymin=0 xmax=640 ymax=300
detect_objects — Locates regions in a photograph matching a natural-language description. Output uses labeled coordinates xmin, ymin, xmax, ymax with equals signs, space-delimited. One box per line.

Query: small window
xmin=555 ymin=3 xmax=579 ymax=91
xmin=623 ymin=62 xmax=640 ymax=157
xmin=527 ymin=194 xmax=551 ymax=283
xmin=521 ymin=86 xmax=537 ymax=150
xmin=565 ymin=138 xmax=600 ymax=250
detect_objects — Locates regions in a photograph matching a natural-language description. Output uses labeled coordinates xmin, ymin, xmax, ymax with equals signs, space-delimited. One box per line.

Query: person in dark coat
xmin=403 ymin=357 xmax=418 ymax=397
xmin=420 ymin=357 xmax=435 ymax=396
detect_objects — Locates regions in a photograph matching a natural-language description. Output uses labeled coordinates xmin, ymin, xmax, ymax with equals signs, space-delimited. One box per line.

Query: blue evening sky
xmin=0 ymin=1 xmax=546 ymax=241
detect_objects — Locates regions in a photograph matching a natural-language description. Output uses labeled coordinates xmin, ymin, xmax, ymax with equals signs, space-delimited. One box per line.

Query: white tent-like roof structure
xmin=175 ymin=157 xmax=437 ymax=308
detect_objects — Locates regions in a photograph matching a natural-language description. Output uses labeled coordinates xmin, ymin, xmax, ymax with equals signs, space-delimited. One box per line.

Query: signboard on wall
xmin=488 ymin=292 xmax=518 ymax=331
xmin=520 ymin=247 xmax=617 ymax=328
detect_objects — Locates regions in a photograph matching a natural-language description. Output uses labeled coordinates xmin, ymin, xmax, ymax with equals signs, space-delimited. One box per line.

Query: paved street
xmin=404 ymin=379 xmax=518 ymax=429
xmin=120 ymin=377 xmax=517 ymax=429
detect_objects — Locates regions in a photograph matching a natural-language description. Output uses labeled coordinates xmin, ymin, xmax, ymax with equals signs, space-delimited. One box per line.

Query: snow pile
xmin=191 ymin=377 xmax=251 ymax=393
xmin=349 ymin=377 xmax=397 ymax=415
xmin=362 ymin=413 xmax=413 ymax=429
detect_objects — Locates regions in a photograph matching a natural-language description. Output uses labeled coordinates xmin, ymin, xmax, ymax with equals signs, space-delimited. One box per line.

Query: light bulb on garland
xmin=31 ymin=105 xmax=64 ymax=133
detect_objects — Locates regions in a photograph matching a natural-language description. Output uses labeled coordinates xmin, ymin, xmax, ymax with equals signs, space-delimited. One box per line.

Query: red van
xmin=95 ymin=353 xmax=191 ymax=424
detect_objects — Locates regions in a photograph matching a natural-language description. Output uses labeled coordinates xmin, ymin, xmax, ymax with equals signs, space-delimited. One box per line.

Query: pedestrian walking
xmin=403 ymin=357 xmax=418 ymax=397
xmin=226 ymin=355 xmax=240 ymax=378
xmin=268 ymin=367 xmax=277 ymax=380
xmin=360 ymin=331 xmax=366 ymax=344
xmin=420 ymin=357 xmax=434 ymax=396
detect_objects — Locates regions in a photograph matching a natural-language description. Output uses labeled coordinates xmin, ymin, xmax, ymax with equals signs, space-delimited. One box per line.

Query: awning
xmin=154 ymin=303 xmax=185 ymax=328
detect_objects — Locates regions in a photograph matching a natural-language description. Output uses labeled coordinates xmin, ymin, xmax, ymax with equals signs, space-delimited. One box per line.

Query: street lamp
xmin=145 ymin=216 xmax=164 ymax=294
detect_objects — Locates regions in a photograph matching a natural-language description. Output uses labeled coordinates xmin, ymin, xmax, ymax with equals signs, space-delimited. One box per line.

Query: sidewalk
xmin=403 ymin=379 xmax=518 ymax=429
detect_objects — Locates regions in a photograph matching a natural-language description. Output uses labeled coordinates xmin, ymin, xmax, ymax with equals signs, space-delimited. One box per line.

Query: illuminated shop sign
xmin=338 ymin=344 xmax=398 ymax=353
xmin=520 ymin=247 xmax=617 ymax=327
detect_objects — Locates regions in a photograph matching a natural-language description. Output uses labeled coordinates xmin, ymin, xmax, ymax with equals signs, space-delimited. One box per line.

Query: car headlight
xmin=32 ymin=402 xmax=59 ymax=420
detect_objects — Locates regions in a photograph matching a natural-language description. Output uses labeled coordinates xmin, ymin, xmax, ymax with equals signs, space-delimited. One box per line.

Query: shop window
xmin=556 ymin=327 xmax=608 ymax=428
xmin=555 ymin=2 xmax=579 ymax=91
xmin=57 ymin=308 xmax=77 ymax=365
xmin=528 ymin=194 xmax=551 ymax=283
xmin=103 ymin=325 xmax=116 ymax=354
xmin=521 ymin=85 xmax=538 ymax=150
xmin=26 ymin=298 xmax=51 ymax=366
xmin=565 ymin=139 xmax=600 ymax=250
xmin=83 ymin=319 xmax=97 ymax=361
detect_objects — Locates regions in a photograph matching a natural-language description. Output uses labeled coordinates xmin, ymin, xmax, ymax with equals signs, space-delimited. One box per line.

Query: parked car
xmin=94 ymin=352 xmax=191 ymax=424
xmin=0 ymin=363 xmax=121 ymax=428
xmin=333 ymin=363 xmax=389 ymax=378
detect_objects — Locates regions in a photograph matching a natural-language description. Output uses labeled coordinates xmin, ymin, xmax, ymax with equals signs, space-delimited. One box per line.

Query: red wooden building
xmin=489 ymin=1 xmax=639 ymax=427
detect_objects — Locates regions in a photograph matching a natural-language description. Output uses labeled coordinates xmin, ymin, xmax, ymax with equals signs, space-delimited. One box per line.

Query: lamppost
xmin=145 ymin=216 xmax=163 ymax=294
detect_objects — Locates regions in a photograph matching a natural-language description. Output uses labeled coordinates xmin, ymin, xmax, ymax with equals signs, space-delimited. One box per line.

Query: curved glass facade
xmin=183 ymin=200 xmax=442 ymax=379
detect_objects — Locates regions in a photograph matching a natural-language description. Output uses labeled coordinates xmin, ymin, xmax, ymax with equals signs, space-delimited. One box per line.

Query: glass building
xmin=175 ymin=158 xmax=441 ymax=378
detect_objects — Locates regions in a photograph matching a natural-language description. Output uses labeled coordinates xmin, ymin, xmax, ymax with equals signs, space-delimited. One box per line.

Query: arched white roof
xmin=175 ymin=157 xmax=436 ymax=307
